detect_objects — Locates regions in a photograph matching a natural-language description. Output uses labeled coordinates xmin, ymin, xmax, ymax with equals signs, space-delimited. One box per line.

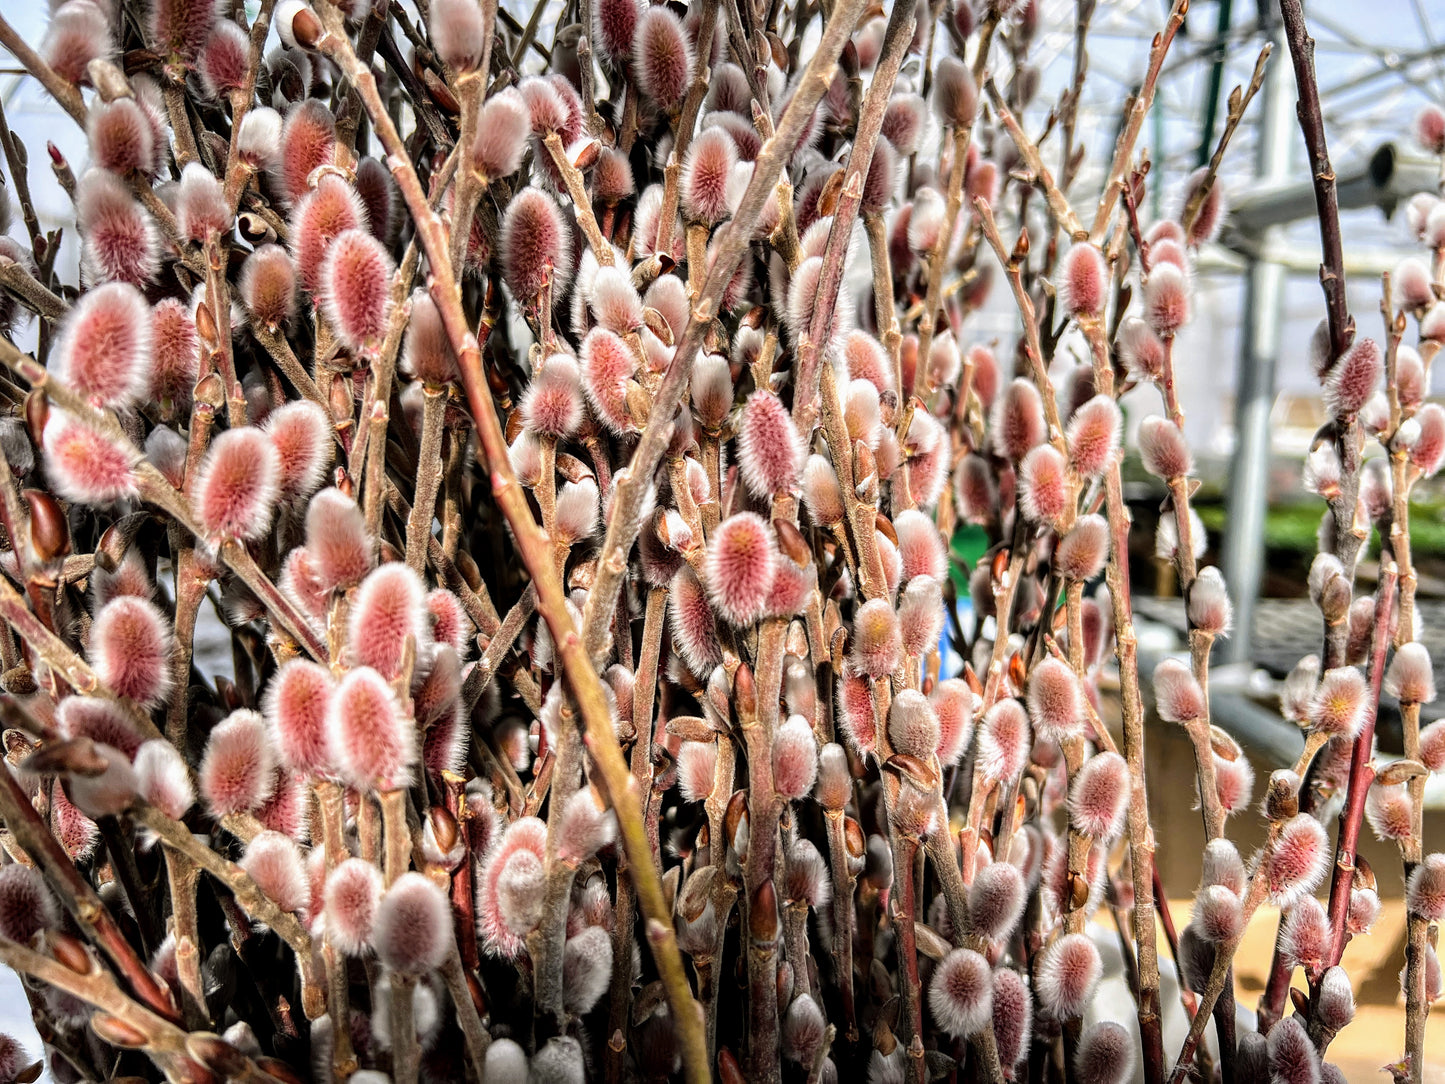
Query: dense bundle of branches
xmin=0 ymin=0 xmax=1441 ymax=1080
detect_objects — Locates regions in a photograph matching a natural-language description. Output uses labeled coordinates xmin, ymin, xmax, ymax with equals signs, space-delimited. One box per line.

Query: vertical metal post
xmin=1221 ymin=13 xmax=1293 ymax=663
xmin=1197 ymin=0 xmax=1236 ymax=168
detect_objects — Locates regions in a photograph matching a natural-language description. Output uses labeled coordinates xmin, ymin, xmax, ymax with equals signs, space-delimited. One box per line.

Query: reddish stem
xmin=1321 ymin=565 xmax=1397 ymax=969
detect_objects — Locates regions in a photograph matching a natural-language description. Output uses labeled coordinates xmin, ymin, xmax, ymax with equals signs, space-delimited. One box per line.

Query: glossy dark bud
xmin=749 ymin=879 xmax=778 ymax=943
xmin=25 ymin=489 xmax=70 ymax=564
xmin=733 ymin=663 xmax=756 ymax=720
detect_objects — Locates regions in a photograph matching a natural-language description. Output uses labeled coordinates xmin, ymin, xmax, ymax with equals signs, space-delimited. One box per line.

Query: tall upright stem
xmin=405 ymin=385 xmax=448 ymax=572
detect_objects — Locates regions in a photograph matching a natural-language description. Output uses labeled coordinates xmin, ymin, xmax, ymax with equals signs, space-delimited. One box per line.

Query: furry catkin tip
xmin=374 ymin=872 xmax=451 ymax=975
xmin=194 ymin=427 xmax=281 ymax=542
xmin=929 ymin=948 xmax=992 ymax=1038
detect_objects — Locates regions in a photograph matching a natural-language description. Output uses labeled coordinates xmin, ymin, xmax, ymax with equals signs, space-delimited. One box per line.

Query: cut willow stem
xmin=0 ymin=94 xmax=45 ymax=257
xmin=792 ymin=0 xmax=914 ymax=433
xmin=1087 ymin=0 xmax=1187 ymax=243
xmin=161 ymin=847 xmax=207 ymax=1030
xmin=389 ymin=971 xmax=420 ymax=1084
xmin=576 ymin=0 xmax=867 ymax=665
xmin=1168 ymin=872 xmax=1271 ymax=1084
xmin=1320 ymin=565 xmax=1396 ymax=964
xmin=447 ymin=0 xmax=499 ymax=271
xmin=249 ymin=323 xmax=328 ymax=409
xmin=132 ymin=802 xmax=326 ymax=1020
xmin=315 ymin=781 xmax=357 ymax=1081
xmin=817 ymin=360 xmax=888 ymax=601
xmin=1261 ymin=0 xmax=1368 ymax=1029
xmin=1180 ymin=45 xmax=1271 ymax=239
xmin=743 ymin=623 xmax=789 ymax=1084
xmin=654 ymin=0 xmax=719 ymax=263
xmin=544 ymin=132 xmax=614 ymax=265
xmin=1401 ymin=810 xmax=1430 ymax=1084
xmin=0 ymin=937 xmax=241 ymax=1082
xmin=531 ymin=707 xmax=583 ymax=1029
xmin=892 ymin=835 xmax=925 ymax=1084
xmin=979 ymin=189 xmax=1165 ymax=1081
xmin=221 ymin=0 xmax=276 ymax=211
xmin=0 ymin=757 xmax=184 ymax=1026
xmin=824 ymin=807 xmax=858 ymax=1042
xmin=0 ymin=259 xmax=67 ymax=321
xmin=606 ymin=586 xmax=666 ymax=1081
xmin=988 ymin=80 xmax=1085 ymax=240
xmin=1383 ymin=288 xmax=1428 ymax=1083
xmin=166 ymin=545 xmax=213 ymax=748
xmin=908 ymin=118 xmax=973 ymax=435
xmin=463 ymin=585 xmax=536 ymax=712
xmin=440 ymin=947 xmax=490 ymax=1077
xmin=405 ymin=384 xmax=448 ymax=572
xmin=1157 ymin=332 xmax=1225 ymax=843
xmin=313 ymin=10 xmax=875 ymax=1074
xmin=378 ymin=792 xmax=419 ymax=1084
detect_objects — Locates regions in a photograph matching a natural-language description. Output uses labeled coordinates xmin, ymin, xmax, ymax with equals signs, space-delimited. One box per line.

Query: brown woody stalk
xmin=1167 ymin=852 xmax=1274 ymax=1083
xmin=892 ymin=835 xmax=925 ymax=1084
xmin=1318 ymin=572 xmax=1399 ymax=961
xmin=1088 ymin=341 xmax=1165 ymax=1084
xmin=742 ymin=625 xmax=788 ymax=1084
xmin=133 ymin=802 xmax=326 ymax=1020
xmin=377 ymin=786 xmax=418 ymax=1084
xmin=161 ymin=846 xmax=207 ymax=1029
xmin=1087 ymin=0 xmax=1187 ymax=243
xmin=405 ymin=385 xmax=449 ymax=572
xmin=543 ymin=133 xmax=614 ymax=265
xmin=315 ymin=781 xmax=357 ymax=1081
xmin=530 ymin=706 xmax=584 ymax=1029
xmin=577 ymin=0 xmax=867 ymax=663
xmin=1179 ymin=45 xmax=1272 ymax=240
xmin=249 ymin=324 xmax=329 ymax=410
xmin=0 ymin=762 xmax=179 ymax=1024
xmin=988 ymin=83 xmax=1085 ymax=240
xmin=0 ymin=94 xmax=46 ymax=259
xmin=0 ymin=937 xmax=249 ymax=1082
xmin=606 ymin=585 xmax=667 ymax=1081
xmin=654 ymin=0 xmax=719 ymax=264
xmin=823 ymin=802 xmax=858 ymax=1042
xmin=1384 ymin=283 xmax=1429 ymax=1081
xmin=316 ymin=7 xmax=869 ymax=1071
xmin=1156 ymin=333 xmax=1227 ymax=843
xmin=445 ymin=0 xmax=497 ymax=269
xmin=978 ymin=192 xmax=1165 ymax=1080
xmin=1260 ymin=0 xmax=1368 ymax=1028
xmin=0 ymin=261 xmax=67 ymax=323
xmin=792 ymin=0 xmax=915 ymax=433
xmin=1172 ymin=570 xmax=1395 ymax=1080
xmin=907 ymin=117 xmax=973 ymax=441
xmin=220 ymin=0 xmax=276 ymax=211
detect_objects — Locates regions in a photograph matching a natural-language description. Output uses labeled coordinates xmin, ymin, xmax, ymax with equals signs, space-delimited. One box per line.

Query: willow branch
xmin=1087 ymin=0 xmax=1187 ymax=243
xmin=577 ymin=0 xmax=869 ymax=663
xmin=792 ymin=0 xmax=915 ymax=431
xmin=0 ymin=14 xmax=86 ymax=124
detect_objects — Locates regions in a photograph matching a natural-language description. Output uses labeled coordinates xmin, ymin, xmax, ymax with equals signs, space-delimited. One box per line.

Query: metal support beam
xmin=1221 ymin=12 xmax=1291 ymax=665
xmin=1197 ymin=0 xmax=1235 ymax=168
xmin=1220 ymin=143 xmax=1438 ymax=242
